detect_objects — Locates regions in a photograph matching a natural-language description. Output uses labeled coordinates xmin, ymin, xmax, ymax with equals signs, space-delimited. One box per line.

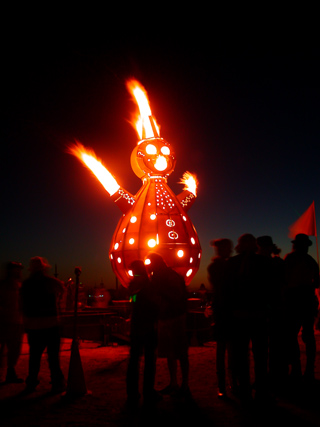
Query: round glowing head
xmin=130 ymin=138 xmax=176 ymax=178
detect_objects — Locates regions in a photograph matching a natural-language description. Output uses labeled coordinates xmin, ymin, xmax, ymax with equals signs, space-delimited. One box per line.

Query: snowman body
xmin=109 ymin=136 xmax=201 ymax=287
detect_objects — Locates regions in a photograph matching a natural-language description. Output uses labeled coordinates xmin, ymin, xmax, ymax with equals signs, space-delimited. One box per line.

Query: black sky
xmin=1 ymin=21 xmax=319 ymax=287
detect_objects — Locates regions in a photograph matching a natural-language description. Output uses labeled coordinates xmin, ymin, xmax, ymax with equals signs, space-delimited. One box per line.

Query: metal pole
xmin=73 ymin=267 xmax=81 ymax=340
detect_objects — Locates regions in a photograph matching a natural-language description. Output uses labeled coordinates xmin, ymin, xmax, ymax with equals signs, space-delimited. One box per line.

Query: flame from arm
xmin=180 ymin=171 xmax=198 ymax=196
xmin=126 ymin=79 xmax=160 ymax=139
xmin=68 ymin=142 xmax=120 ymax=196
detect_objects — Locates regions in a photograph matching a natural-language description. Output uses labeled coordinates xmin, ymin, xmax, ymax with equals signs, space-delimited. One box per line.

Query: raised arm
xmin=176 ymin=171 xmax=198 ymax=212
xmin=68 ymin=142 xmax=135 ymax=214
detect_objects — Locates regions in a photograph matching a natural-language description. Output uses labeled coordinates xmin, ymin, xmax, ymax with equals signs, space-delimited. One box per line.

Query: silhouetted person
xmin=225 ymin=234 xmax=271 ymax=402
xmin=146 ymin=253 xmax=190 ymax=398
xmin=283 ymin=234 xmax=319 ymax=384
xmin=198 ymin=283 xmax=209 ymax=306
xmin=0 ymin=262 xmax=24 ymax=383
xmin=207 ymin=238 xmax=236 ymax=398
xmin=20 ymin=257 xmax=65 ymax=393
xmin=257 ymin=236 xmax=286 ymax=387
xmin=126 ymin=260 xmax=159 ymax=407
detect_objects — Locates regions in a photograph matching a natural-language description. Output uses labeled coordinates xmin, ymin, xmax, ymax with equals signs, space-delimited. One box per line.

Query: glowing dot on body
xmin=129 ymin=238 xmax=135 ymax=245
xmin=117 ymin=257 xmax=122 ymax=263
xmin=114 ymin=243 xmax=119 ymax=250
xmin=130 ymin=216 xmax=137 ymax=223
xmin=150 ymin=214 xmax=156 ymax=220
xmin=148 ymin=238 xmax=157 ymax=248
xmin=191 ymin=237 xmax=195 ymax=244
xmin=177 ymin=250 xmax=184 ymax=258
xmin=186 ymin=269 xmax=193 ymax=277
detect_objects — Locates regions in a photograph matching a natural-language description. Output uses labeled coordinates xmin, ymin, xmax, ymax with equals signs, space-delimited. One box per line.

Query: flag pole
xmin=314 ymin=201 xmax=319 ymax=266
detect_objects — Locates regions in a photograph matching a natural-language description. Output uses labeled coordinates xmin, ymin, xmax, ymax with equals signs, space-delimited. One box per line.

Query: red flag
xmin=288 ymin=201 xmax=317 ymax=238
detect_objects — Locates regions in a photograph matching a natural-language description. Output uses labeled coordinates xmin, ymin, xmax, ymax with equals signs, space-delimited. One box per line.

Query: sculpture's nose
xmin=154 ymin=155 xmax=167 ymax=171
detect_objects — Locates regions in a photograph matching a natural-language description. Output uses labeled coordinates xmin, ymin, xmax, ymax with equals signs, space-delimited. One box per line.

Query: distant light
xmin=148 ymin=238 xmax=157 ymax=248
xmin=129 ymin=238 xmax=135 ymax=245
xmin=177 ymin=250 xmax=184 ymax=258
xmin=130 ymin=216 xmax=137 ymax=223
xmin=186 ymin=269 xmax=193 ymax=277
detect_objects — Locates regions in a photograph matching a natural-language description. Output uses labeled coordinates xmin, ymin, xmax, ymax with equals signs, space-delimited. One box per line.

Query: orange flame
xmin=126 ymin=79 xmax=160 ymax=140
xmin=68 ymin=142 xmax=120 ymax=196
xmin=180 ymin=171 xmax=198 ymax=196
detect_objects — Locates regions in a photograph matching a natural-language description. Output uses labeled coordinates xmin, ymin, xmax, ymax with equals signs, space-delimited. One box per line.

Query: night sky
xmin=2 ymin=24 xmax=319 ymax=289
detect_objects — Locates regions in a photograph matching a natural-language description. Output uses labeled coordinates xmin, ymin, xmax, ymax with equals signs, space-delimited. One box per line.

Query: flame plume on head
xmin=180 ymin=171 xmax=198 ymax=196
xmin=126 ymin=79 xmax=160 ymax=140
xmin=68 ymin=142 xmax=120 ymax=196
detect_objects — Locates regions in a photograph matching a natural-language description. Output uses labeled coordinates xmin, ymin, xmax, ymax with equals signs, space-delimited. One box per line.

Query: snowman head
xmin=130 ymin=137 xmax=176 ymax=178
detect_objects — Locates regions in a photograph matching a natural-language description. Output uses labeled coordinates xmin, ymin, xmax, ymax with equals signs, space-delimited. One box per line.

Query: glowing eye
xmin=177 ymin=250 xmax=184 ymax=258
xmin=145 ymin=258 xmax=151 ymax=265
xmin=117 ymin=257 xmax=122 ymax=264
xmin=148 ymin=238 xmax=157 ymax=248
xmin=150 ymin=214 xmax=156 ymax=220
xmin=186 ymin=269 xmax=193 ymax=277
xmin=114 ymin=243 xmax=119 ymax=250
xmin=191 ymin=237 xmax=195 ymax=244
xmin=129 ymin=238 xmax=135 ymax=245
xmin=146 ymin=144 xmax=157 ymax=155
xmin=128 ymin=270 xmax=133 ymax=277
xmin=130 ymin=216 xmax=137 ymax=223
xmin=161 ymin=146 xmax=170 ymax=155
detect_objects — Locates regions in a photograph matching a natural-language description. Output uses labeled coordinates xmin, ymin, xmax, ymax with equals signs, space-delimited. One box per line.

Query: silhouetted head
xmin=235 ymin=234 xmax=257 ymax=254
xmin=3 ymin=261 xmax=23 ymax=280
xmin=129 ymin=260 xmax=148 ymax=277
xmin=145 ymin=253 xmax=167 ymax=274
xmin=28 ymin=257 xmax=51 ymax=274
xmin=210 ymin=238 xmax=233 ymax=259
xmin=257 ymin=235 xmax=281 ymax=257
xmin=291 ymin=233 xmax=312 ymax=253
xmin=257 ymin=236 xmax=273 ymax=256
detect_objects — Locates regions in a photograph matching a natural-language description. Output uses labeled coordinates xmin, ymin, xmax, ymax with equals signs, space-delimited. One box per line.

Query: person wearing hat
xmin=0 ymin=262 xmax=24 ymax=383
xmin=146 ymin=253 xmax=190 ymax=399
xmin=224 ymin=234 xmax=271 ymax=402
xmin=283 ymin=234 xmax=320 ymax=384
xmin=207 ymin=238 xmax=235 ymax=398
xmin=257 ymin=236 xmax=287 ymax=387
xmin=20 ymin=257 xmax=65 ymax=393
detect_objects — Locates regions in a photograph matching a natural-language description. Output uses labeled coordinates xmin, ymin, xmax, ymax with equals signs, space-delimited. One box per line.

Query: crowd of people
xmin=207 ymin=233 xmax=319 ymax=403
xmin=0 ymin=232 xmax=319 ymax=409
xmin=0 ymin=256 xmax=66 ymax=393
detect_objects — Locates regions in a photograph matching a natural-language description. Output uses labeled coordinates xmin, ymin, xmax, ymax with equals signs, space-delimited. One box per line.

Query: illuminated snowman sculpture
xmin=70 ymin=80 xmax=201 ymax=287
